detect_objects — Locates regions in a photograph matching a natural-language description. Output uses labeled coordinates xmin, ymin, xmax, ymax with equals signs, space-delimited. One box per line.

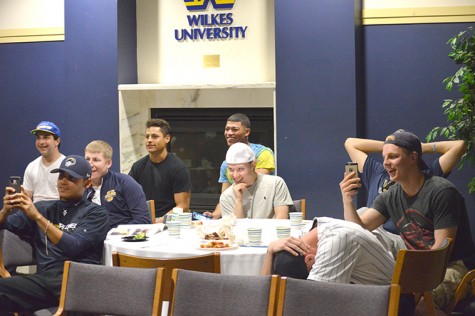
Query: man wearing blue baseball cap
xmin=23 ymin=121 xmax=65 ymax=202
xmin=0 ymin=155 xmax=110 ymax=314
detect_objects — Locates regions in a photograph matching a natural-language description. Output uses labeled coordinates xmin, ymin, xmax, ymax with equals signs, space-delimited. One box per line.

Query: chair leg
xmin=422 ymin=292 xmax=437 ymax=316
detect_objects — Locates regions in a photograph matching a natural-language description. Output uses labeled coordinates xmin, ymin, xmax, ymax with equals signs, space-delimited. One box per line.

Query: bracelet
xmin=433 ymin=143 xmax=437 ymax=153
xmin=45 ymin=220 xmax=51 ymax=255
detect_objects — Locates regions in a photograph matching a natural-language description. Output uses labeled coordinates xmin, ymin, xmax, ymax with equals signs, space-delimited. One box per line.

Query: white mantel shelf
xmin=118 ymin=82 xmax=276 ymax=91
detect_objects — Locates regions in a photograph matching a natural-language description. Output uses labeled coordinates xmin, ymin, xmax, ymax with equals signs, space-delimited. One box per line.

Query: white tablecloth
xmin=103 ymin=219 xmax=307 ymax=275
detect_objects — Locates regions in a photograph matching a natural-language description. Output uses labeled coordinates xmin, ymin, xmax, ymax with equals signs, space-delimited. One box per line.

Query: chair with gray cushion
xmin=112 ymin=251 xmax=220 ymax=302
xmin=53 ymin=261 xmax=164 ymax=316
xmin=0 ymin=229 xmax=36 ymax=278
xmin=169 ymin=269 xmax=279 ymax=316
xmin=276 ymin=277 xmax=400 ymax=316
xmin=0 ymin=229 xmax=56 ymax=315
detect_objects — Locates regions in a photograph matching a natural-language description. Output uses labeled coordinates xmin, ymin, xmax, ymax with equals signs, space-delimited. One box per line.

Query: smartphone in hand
xmin=192 ymin=211 xmax=212 ymax=221
xmin=345 ymin=162 xmax=358 ymax=178
xmin=8 ymin=176 xmax=21 ymax=194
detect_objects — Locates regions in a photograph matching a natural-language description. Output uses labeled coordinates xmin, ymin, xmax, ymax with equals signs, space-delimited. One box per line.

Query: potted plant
xmin=427 ymin=26 xmax=475 ymax=193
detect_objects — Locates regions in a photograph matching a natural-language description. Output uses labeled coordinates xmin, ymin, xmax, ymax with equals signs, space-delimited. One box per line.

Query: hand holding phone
xmin=8 ymin=176 xmax=21 ymax=194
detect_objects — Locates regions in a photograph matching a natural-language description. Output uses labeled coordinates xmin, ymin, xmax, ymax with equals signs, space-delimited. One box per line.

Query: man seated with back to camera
xmin=0 ymin=155 xmax=110 ymax=314
xmin=219 ymin=142 xmax=292 ymax=219
xmin=340 ymin=130 xmax=475 ymax=314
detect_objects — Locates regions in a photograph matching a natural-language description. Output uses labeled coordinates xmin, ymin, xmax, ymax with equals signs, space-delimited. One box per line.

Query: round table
xmin=103 ymin=218 xmax=307 ymax=275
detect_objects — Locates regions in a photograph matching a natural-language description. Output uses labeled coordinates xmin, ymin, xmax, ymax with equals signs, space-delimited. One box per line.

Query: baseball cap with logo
xmin=226 ymin=142 xmax=255 ymax=164
xmin=384 ymin=130 xmax=428 ymax=170
xmin=51 ymin=155 xmax=91 ymax=179
xmin=30 ymin=121 xmax=61 ymax=138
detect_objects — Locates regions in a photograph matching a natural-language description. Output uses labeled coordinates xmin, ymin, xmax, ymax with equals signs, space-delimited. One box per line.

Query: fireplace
xmin=151 ymin=108 xmax=274 ymax=211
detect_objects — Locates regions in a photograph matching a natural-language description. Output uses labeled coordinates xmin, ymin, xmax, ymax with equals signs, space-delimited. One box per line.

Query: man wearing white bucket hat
xmin=219 ymin=143 xmax=292 ymax=219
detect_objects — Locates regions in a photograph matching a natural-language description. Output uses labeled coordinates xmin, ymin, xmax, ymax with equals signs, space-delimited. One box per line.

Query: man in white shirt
xmin=23 ymin=121 xmax=65 ymax=202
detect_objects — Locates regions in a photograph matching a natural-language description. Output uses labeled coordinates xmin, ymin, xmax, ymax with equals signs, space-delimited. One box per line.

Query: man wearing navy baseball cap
xmin=23 ymin=121 xmax=65 ymax=202
xmin=340 ymin=130 xmax=475 ymax=312
xmin=0 ymin=154 xmax=110 ymax=313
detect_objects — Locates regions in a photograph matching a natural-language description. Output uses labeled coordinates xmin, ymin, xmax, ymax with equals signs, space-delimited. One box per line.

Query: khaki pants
xmin=432 ymin=260 xmax=469 ymax=310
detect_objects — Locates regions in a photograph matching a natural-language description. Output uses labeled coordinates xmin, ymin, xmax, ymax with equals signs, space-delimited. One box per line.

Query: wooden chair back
xmin=276 ymin=276 xmax=400 ymax=316
xmin=291 ymin=198 xmax=306 ymax=220
xmin=112 ymin=251 xmax=220 ymax=301
xmin=169 ymin=269 xmax=279 ymax=316
xmin=392 ymin=238 xmax=453 ymax=315
xmin=54 ymin=261 xmax=164 ymax=316
xmin=147 ymin=200 xmax=156 ymax=223
xmin=446 ymin=269 xmax=475 ymax=314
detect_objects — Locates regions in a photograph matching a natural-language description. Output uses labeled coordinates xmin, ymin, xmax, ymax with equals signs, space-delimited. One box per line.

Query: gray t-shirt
xmin=372 ymin=175 xmax=475 ymax=266
xmin=220 ymin=174 xmax=293 ymax=219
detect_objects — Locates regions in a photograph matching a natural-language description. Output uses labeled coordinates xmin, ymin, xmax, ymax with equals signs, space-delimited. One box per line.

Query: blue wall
xmin=275 ymin=0 xmax=474 ymax=239
xmin=275 ymin=0 xmax=361 ymax=217
xmin=364 ymin=23 xmax=475 ymax=239
xmin=0 ymin=0 xmax=137 ymax=185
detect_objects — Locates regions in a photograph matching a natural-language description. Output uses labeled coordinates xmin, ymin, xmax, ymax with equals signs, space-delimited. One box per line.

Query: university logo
xmin=184 ymin=0 xmax=236 ymax=11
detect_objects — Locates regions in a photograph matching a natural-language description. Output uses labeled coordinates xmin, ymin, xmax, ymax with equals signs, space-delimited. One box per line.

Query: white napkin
xmin=196 ymin=214 xmax=236 ymax=243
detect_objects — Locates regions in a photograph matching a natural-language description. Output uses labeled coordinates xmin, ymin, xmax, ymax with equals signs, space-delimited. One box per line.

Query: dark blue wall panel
xmin=0 ymin=0 xmax=137 ymax=186
xmin=364 ymin=23 xmax=475 ymax=240
xmin=118 ymin=0 xmax=138 ymax=84
xmin=275 ymin=0 xmax=361 ymax=219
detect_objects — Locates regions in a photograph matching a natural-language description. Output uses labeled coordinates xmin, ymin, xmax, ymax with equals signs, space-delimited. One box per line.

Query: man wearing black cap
xmin=24 ymin=121 xmax=65 ymax=202
xmin=344 ymin=130 xmax=466 ymax=234
xmin=340 ymin=130 xmax=475 ymax=312
xmin=0 ymin=155 xmax=110 ymax=314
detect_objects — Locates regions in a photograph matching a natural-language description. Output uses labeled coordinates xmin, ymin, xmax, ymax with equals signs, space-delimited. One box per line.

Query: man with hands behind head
xmin=0 ymin=155 xmax=110 ymax=314
xmin=340 ymin=130 xmax=475 ymax=313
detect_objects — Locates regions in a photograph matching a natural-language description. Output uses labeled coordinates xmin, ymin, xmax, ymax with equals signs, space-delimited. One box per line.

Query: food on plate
xmin=204 ymin=232 xmax=228 ymax=240
xmin=200 ymin=241 xmax=231 ymax=249
xmin=133 ymin=232 xmax=146 ymax=240
xmin=191 ymin=220 xmax=203 ymax=227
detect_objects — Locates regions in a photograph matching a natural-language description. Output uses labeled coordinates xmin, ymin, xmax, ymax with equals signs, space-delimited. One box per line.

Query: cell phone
xmin=345 ymin=162 xmax=358 ymax=179
xmin=192 ymin=211 xmax=212 ymax=221
xmin=9 ymin=176 xmax=22 ymax=194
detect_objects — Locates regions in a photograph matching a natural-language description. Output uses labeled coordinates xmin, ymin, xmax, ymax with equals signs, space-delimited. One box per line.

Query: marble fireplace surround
xmin=118 ymin=82 xmax=276 ymax=173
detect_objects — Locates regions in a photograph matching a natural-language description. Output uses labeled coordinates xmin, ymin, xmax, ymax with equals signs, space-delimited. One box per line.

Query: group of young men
xmin=0 ymin=116 xmax=473 ymax=314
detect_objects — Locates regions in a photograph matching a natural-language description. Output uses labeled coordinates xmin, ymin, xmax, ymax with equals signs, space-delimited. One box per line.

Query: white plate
xmin=196 ymin=242 xmax=239 ymax=251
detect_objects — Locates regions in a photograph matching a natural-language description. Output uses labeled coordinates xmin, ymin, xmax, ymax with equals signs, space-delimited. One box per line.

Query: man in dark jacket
xmin=0 ymin=155 xmax=110 ymax=314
